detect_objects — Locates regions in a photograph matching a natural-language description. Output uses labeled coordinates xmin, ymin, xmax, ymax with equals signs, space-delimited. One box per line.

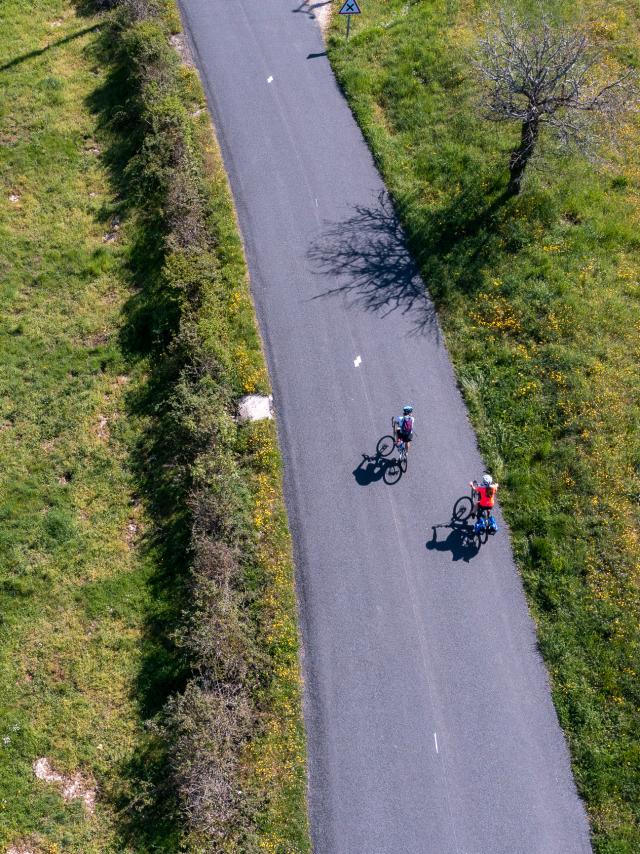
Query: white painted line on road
xmin=434 ymin=732 xmax=439 ymax=753
xmin=267 ymin=75 xmax=273 ymax=83
xmin=315 ymin=198 xmax=318 ymax=207
xmin=353 ymin=355 xmax=362 ymax=367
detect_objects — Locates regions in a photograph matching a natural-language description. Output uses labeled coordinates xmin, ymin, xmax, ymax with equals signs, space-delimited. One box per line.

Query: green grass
xmin=328 ymin=1 xmax=639 ymax=850
xmin=0 ymin=1 xmax=164 ymax=850
xmin=0 ymin=1 xmax=309 ymax=851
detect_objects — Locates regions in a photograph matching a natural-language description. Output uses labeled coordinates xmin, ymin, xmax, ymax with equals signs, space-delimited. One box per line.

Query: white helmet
xmin=482 ymin=473 xmax=493 ymax=487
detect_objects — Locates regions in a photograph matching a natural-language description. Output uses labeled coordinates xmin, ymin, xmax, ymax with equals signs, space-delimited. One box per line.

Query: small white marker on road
xmin=434 ymin=732 xmax=439 ymax=753
xmin=353 ymin=355 xmax=362 ymax=367
xmin=267 ymin=75 xmax=273 ymax=83
xmin=315 ymin=198 xmax=319 ymax=207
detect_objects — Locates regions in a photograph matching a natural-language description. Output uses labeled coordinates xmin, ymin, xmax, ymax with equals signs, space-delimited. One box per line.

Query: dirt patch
xmin=33 ymin=757 xmax=96 ymax=813
xmin=125 ymin=519 xmax=139 ymax=543
xmin=95 ymin=414 xmax=110 ymax=441
xmin=48 ymin=8 xmax=72 ymax=29
xmin=0 ymin=130 xmax=21 ymax=146
xmin=124 ymin=506 xmax=142 ymax=545
xmin=315 ymin=0 xmax=333 ymax=35
xmin=170 ymin=33 xmax=194 ymax=67
xmin=124 ymin=496 xmax=142 ymax=546
xmin=7 ymin=840 xmax=41 ymax=854
xmin=83 ymin=330 xmax=110 ymax=347
xmin=17 ymin=668 xmax=34 ymax=686
xmin=102 ymin=215 xmax=121 ymax=244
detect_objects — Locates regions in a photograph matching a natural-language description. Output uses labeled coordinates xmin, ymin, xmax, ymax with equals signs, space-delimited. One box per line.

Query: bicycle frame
xmin=390 ymin=417 xmax=408 ymax=468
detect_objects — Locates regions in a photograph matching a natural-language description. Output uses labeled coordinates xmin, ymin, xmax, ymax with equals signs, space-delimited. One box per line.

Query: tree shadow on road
xmin=309 ymin=191 xmax=438 ymax=336
xmin=292 ymin=0 xmax=332 ymax=20
xmin=308 ymin=184 xmax=513 ymax=336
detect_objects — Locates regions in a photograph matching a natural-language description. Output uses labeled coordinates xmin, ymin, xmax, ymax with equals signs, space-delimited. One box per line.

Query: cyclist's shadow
xmin=353 ymin=441 xmax=404 ymax=486
xmin=426 ymin=521 xmax=480 ymax=563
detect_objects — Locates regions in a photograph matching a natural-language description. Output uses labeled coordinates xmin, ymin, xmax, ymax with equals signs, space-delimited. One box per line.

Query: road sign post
xmin=338 ymin=0 xmax=361 ymax=40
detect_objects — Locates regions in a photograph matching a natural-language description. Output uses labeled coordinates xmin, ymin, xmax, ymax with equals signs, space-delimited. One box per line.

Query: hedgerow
xmin=95 ymin=1 xmax=307 ymax=849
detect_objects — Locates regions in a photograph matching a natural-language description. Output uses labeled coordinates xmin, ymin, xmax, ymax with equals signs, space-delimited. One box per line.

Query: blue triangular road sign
xmin=339 ymin=0 xmax=361 ymax=14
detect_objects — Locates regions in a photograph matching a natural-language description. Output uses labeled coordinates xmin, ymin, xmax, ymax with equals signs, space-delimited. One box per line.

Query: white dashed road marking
xmin=267 ymin=75 xmax=273 ymax=83
xmin=434 ymin=732 xmax=439 ymax=753
xmin=353 ymin=355 xmax=362 ymax=367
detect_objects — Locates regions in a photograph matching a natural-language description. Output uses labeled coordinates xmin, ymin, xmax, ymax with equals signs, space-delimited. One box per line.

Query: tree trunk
xmin=508 ymin=117 xmax=539 ymax=195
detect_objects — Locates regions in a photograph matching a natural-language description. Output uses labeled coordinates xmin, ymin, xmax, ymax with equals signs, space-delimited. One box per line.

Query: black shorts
xmin=398 ymin=430 xmax=413 ymax=443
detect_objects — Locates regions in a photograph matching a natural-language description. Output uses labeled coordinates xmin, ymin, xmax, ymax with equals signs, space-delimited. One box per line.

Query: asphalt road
xmin=178 ymin=2 xmax=593 ymax=852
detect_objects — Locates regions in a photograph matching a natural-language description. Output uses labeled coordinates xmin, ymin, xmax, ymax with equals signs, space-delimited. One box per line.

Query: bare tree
xmin=475 ymin=11 xmax=636 ymax=194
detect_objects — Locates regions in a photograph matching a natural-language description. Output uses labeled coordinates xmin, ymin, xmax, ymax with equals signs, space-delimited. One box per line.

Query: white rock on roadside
xmin=237 ymin=394 xmax=273 ymax=422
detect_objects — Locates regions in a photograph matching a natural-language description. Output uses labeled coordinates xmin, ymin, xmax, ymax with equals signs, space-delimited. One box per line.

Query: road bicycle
xmin=452 ymin=481 xmax=497 ymax=542
xmin=376 ymin=419 xmax=411 ymax=473
xmin=452 ymin=482 xmax=476 ymax=523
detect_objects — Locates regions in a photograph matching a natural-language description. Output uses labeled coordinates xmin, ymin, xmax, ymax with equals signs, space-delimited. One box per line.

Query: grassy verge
xmin=90 ymin=0 xmax=309 ymax=850
xmin=0 ymin=1 xmax=159 ymax=850
xmin=0 ymin=0 xmax=308 ymax=850
xmin=327 ymin=1 xmax=639 ymax=851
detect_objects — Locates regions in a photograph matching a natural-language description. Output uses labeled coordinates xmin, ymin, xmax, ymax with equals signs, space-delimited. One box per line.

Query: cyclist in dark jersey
xmin=393 ymin=405 xmax=415 ymax=454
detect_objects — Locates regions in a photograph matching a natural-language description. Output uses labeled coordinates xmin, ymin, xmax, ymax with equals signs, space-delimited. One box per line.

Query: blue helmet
xmin=403 ymin=405 xmax=414 ymax=414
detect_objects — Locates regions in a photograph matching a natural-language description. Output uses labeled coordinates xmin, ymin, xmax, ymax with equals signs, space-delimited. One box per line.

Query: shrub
xmin=104 ymin=1 xmax=272 ymax=844
xmin=178 ymin=572 xmax=256 ymax=685
xmin=163 ymin=682 xmax=257 ymax=847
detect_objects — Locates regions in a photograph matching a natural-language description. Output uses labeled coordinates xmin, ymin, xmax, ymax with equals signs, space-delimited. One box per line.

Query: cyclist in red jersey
xmin=470 ymin=473 xmax=499 ymax=533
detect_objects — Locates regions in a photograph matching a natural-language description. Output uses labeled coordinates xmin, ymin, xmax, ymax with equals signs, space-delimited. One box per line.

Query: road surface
xmin=178 ymin=2 xmax=592 ymax=852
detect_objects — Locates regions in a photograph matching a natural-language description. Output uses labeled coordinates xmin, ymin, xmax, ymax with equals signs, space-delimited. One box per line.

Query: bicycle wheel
xmin=452 ymin=495 xmax=473 ymax=522
xmin=475 ymin=526 xmax=489 ymax=546
xmin=399 ymin=449 xmax=408 ymax=473
xmin=383 ymin=460 xmax=403 ymax=485
xmin=376 ymin=435 xmax=395 ymax=458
